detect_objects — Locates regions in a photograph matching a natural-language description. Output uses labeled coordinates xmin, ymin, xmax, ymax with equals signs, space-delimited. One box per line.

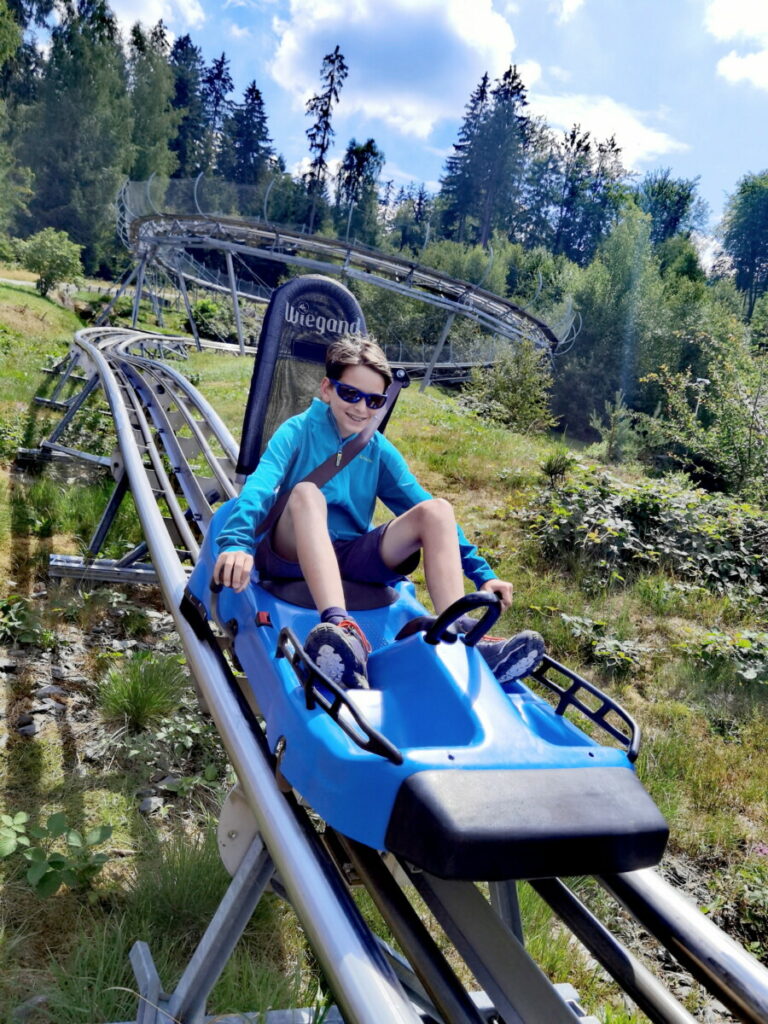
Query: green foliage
xmin=190 ymin=295 xmax=261 ymax=343
xmin=559 ymin=613 xmax=646 ymax=674
xmin=18 ymin=227 xmax=83 ymax=296
xmin=98 ymin=652 xmax=188 ymax=732
xmin=0 ymin=811 xmax=111 ymax=897
xmin=525 ymin=468 xmax=768 ymax=599
xmin=638 ymin=352 xmax=768 ymax=502
xmin=673 ymin=628 xmax=768 ymax=683
xmin=588 ymin=390 xmax=641 ymax=463
xmin=461 ymin=340 xmax=558 ymax=434
xmin=0 ymin=594 xmax=49 ymax=645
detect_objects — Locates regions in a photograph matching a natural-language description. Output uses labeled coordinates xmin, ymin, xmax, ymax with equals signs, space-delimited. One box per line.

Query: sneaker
xmin=304 ymin=619 xmax=371 ymax=689
xmin=477 ymin=629 xmax=545 ymax=683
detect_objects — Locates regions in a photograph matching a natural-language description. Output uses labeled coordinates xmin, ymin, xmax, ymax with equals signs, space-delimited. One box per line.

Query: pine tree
xmin=305 ymin=44 xmax=348 ymax=233
xmin=169 ymin=34 xmax=207 ymax=177
xmin=635 ymin=168 xmax=704 ymax=245
xmin=201 ymin=51 xmax=233 ymax=169
xmin=439 ymin=73 xmax=489 ymax=242
xmin=218 ymin=81 xmax=273 ymax=185
xmin=475 ymin=66 xmax=531 ymax=248
xmin=333 ymin=136 xmax=383 ymax=243
xmin=721 ymin=171 xmax=768 ymax=320
xmin=20 ymin=0 xmax=133 ymax=272
xmin=128 ymin=21 xmax=178 ymax=180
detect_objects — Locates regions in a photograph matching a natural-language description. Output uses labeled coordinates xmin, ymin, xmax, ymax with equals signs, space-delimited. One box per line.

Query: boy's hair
xmin=325 ymin=337 xmax=392 ymax=388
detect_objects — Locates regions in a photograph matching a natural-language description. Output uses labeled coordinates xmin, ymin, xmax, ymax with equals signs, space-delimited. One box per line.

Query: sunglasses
xmin=329 ymin=379 xmax=388 ymax=410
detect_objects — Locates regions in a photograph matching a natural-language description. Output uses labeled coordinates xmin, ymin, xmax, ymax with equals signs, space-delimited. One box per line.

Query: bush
xmin=523 ymin=467 xmax=768 ymax=598
xmin=18 ymin=228 xmax=83 ymax=297
xmin=461 ymin=340 xmax=558 ymax=434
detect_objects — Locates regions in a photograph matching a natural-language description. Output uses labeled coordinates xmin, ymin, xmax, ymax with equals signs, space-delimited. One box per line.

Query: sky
xmin=108 ymin=0 xmax=768 ymax=229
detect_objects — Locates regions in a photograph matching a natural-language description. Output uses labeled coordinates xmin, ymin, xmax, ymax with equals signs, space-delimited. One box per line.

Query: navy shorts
xmin=255 ymin=522 xmax=420 ymax=586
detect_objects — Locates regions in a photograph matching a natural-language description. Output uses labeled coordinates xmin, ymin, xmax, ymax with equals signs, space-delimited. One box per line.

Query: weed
xmin=0 ymin=594 xmax=51 ymax=646
xmin=539 ymin=444 xmax=576 ymax=488
xmin=0 ymin=811 xmax=111 ymax=898
xmin=98 ymin=653 xmax=187 ymax=732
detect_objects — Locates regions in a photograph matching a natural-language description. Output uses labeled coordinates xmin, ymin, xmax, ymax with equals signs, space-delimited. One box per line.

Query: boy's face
xmin=320 ymin=364 xmax=388 ymax=438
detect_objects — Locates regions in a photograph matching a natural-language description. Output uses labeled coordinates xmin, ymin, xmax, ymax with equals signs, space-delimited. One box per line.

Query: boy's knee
xmin=288 ymin=481 xmax=327 ymax=513
xmin=418 ymin=497 xmax=455 ymax=527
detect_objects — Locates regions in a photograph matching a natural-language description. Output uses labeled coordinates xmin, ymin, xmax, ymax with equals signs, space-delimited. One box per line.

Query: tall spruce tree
xmin=169 ymin=34 xmax=207 ymax=177
xmin=333 ymin=136 xmax=383 ymax=244
xmin=305 ymin=44 xmax=347 ymax=233
xmin=128 ymin=21 xmax=178 ymax=180
xmin=720 ymin=171 xmax=768 ymax=320
xmin=20 ymin=0 xmax=133 ymax=272
xmin=218 ymin=81 xmax=273 ymax=184
xmin=201 ymin=51 xmax=233 ymax=169
xmin=439 ymin=72 xmax=490 ymax=242
xmin=476 ymin=66 xmax=531 ymax=247
xmin=0 ymin=0 xmax=30 ymax=233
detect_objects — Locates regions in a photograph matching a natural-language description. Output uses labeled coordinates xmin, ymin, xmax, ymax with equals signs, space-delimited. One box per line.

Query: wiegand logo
xmin=284 ymin=300 xmax=363 ymax=337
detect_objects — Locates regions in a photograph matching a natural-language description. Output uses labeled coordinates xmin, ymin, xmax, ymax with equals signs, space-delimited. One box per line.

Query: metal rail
xmin=116 ymin=177 xmax=563 ymax=353
xmin=35 ymin=327 xmax=768 ymax=1024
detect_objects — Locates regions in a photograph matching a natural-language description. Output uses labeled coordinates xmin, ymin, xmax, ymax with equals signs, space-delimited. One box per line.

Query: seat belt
xmin=255 ymin=370 xmax=407 ymax=539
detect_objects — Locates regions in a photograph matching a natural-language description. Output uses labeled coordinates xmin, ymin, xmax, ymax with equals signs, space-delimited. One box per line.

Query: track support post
xmin=128 ymin=835 xmax=275 ymax=1024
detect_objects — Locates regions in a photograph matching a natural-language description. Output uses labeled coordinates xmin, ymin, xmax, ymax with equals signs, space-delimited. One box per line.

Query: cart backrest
xmin=236 ymin=275 xmax=368 ymax=478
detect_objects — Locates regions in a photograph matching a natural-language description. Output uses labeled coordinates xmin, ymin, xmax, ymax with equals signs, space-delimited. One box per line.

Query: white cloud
xmin=270 ymin=0 xmax=517 ymax=138
xmin=550 ymin=0 xmax=585 ymax=24
xmin=705 ymin=0 xmax=768 ymax=90
xmin=529 ymin=92 xmax=688 ymax=168
xmin=704 ymin=0 xmax=768 ymax=43
xmin=717 ymin=48 xmax=768 ymax=89
xmin=228 ymin=22 xmax=252 ymax=38
xmin=110 ymin=0 xmax=205 ymax=31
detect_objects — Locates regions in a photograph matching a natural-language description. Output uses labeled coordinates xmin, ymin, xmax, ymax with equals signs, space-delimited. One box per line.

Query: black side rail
xmin=276 ymin=627 xmax=404 ymax=766
xmin=528 ymin=655 xmax=641 ymax=763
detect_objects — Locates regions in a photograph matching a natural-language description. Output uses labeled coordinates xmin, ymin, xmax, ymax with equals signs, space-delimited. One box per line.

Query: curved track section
xmin=38 ymin=328 xmax=768 ymax=1024
xmin=117 ymin=178 xmax=563 ymax=352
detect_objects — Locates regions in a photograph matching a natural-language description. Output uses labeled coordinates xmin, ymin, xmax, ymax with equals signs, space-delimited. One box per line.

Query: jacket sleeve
xmin=216 ymin=418 xmax=299 ymax=555
xmin=376 ymin=438 xmax=496 ymax=588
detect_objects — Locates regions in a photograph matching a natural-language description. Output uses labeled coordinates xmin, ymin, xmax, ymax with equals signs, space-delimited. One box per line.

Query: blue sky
xmin=110 ymin=0 xmax=768 ymax=228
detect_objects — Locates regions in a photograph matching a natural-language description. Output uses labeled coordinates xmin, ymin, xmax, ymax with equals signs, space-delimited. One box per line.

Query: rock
xmin=0 ymin=658 xmax=18 ymax=672
xmin=17 ymin=722 xmax=39 ymax=737
xmin=154 ymin=775 xmax=182 ymax=793
xmin=34 ymin=684 xmax=68 ymax=699
xmin=135 ymin=786 xmax=156 ymax=799
xmin=12 ymin=993 xmax=49 ymax=1021
xmin=16 ymin=712 xmax=34 ymax=727
xmin=139 ymin=796 xmax=164 ymax=815
xmin=50 ymin=665 xmax=65 ymax=680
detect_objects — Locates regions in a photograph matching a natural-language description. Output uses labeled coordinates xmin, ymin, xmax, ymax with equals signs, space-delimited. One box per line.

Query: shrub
xmin=18 ymin=228 xmax=83 ymax=297
xmin=523 ymin=467 xmax=768 ymax=598
xmin=588 ymin=390 xmax=641 ymax=463
xmin=461 ymin=340 xmax=559 ymax=434
xmin=98 ymin=652 xmax=187 ymax=732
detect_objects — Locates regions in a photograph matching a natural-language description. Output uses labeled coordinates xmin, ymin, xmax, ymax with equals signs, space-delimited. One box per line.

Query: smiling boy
xmin=213 ymin=336 xmax=543 ymax=688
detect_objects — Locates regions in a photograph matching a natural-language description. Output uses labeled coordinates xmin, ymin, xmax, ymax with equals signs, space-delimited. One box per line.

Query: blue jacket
xmin=217 ymin=398 xmax=496 ymax=587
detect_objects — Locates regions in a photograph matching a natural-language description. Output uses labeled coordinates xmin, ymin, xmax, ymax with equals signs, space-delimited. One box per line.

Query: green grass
xmin=98 ymin=653 xmax=188 ymax=733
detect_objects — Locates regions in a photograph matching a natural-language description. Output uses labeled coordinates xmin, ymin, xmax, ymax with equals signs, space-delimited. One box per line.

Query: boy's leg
xmin=380 ymin=499 xmax=464 ymax=614
xmin=274 ymin=482 xmax=369 ymax=687
xmin=273 ymin=482 xmax=346 ymax=612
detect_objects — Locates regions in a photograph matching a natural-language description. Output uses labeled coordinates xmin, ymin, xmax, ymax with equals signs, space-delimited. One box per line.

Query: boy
xmin=214 ymin=337 xmax=543 ymax=688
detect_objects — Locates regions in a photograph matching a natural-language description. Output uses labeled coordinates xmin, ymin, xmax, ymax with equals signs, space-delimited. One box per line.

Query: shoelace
xmin=338 ymin=618 xmax=372 ymax=654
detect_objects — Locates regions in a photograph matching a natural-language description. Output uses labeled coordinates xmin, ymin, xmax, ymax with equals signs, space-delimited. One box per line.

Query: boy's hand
xmin=214 ymin=550 xmax=254 ymax=593
xmin=480 ymin=578 xmax=513 ymax=610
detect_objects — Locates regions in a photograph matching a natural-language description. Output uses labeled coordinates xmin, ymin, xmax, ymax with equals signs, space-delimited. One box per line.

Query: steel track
xmin=37 ymin=328 xmax=768 ymax=1024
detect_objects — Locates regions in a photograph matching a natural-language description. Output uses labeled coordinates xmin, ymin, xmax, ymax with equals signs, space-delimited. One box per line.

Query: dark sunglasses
xmin=329 ymin=379 xmax=388 ymax=410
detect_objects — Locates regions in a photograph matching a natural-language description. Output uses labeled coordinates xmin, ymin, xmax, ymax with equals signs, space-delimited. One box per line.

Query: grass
xmin=97 ymin=653 xmax=188 ymax=733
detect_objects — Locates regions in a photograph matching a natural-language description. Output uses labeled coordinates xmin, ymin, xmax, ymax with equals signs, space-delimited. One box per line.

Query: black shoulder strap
xmin=255 ymin=371 xmax=407 ymax=539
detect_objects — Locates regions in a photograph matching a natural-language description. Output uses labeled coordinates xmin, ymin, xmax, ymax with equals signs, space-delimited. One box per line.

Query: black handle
xmin=424 ymin=592 xmax=501 ymax=647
